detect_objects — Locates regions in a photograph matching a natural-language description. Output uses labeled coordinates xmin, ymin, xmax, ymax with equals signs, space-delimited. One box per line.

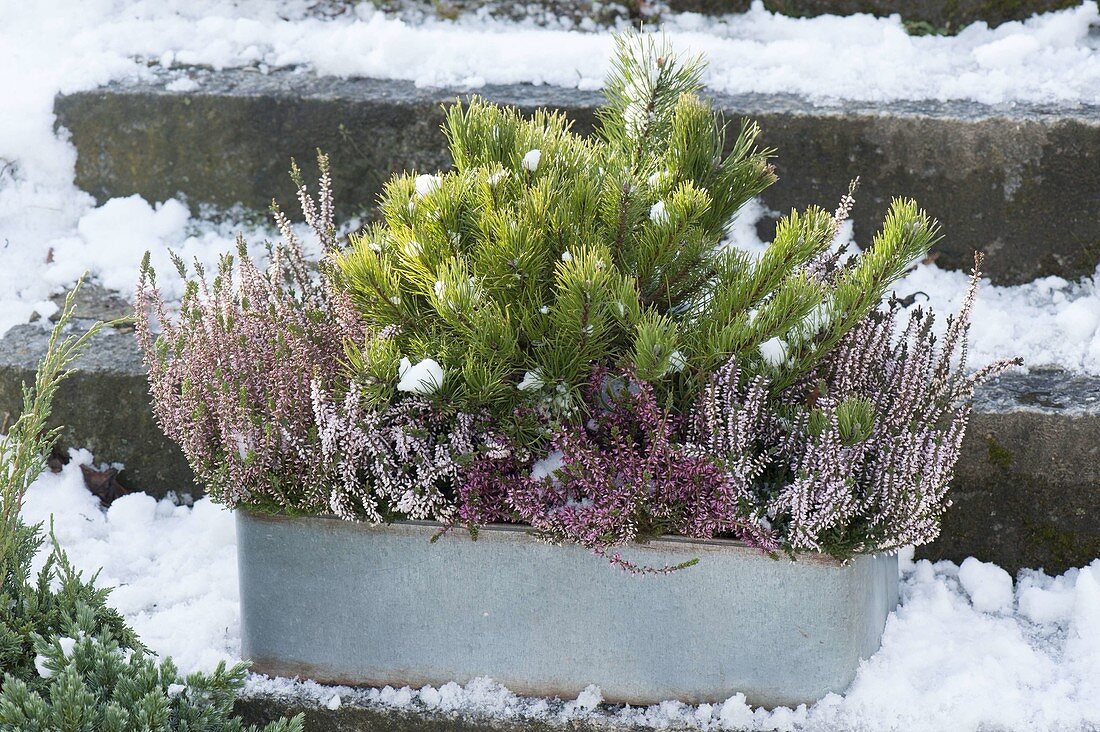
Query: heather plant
xmin=333 ymin=33 xmax=937 ymax=443
xmin=462 ymin=257 xmax=1017 ymax=563
xmin=763 ymin=256 xmax=1021 ymax=557
xmin=135 ymin=160 xmax=365 ymax=514
xmin=494 ymin=367 xmax=778 ymax=571
xmin=311 ymin=381 xmax=508 ymax=522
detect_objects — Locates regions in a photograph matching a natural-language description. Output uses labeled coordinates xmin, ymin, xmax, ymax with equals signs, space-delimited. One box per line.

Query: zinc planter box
xmin=237 ymin=510 xmax=899 ymax=709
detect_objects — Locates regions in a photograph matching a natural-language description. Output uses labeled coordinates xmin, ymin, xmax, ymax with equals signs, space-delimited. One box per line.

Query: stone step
xmin=0 ymin=286 xmax=193 ymax=499
xmin=233 ymin=692 xmax=620 ymax=732
xmin=663 ymin=0 xmax=1082 ymax=30
xmin=347 ymin=0 xmax=1083 ymax=30
xmin=0 ymin=293 xmax=1095 ymax=572
xmin=921 ymin=368 xmax=1100 ymax=574
xmin=53 ymin=68 xmax=1100 ymax=286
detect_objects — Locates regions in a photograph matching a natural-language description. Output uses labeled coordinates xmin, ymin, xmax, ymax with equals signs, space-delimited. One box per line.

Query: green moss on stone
xmin=985 ymin=435 xmax=1015 ymax=470
xmin=1024 ymin=519 xmax=1100 ymax=572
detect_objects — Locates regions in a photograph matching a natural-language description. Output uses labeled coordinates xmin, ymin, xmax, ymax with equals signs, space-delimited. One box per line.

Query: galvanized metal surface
xmin=237 ymin=511 xmax=899 ymax=709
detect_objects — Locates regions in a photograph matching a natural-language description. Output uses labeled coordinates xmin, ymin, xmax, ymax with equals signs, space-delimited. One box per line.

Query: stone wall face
xmin=54 ymin=72 xmax=1100 ymax=286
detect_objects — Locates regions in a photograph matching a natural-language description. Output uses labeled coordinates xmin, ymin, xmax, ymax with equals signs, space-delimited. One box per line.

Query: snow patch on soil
xmin=19 ymin=453 xmax=1100 ymax=732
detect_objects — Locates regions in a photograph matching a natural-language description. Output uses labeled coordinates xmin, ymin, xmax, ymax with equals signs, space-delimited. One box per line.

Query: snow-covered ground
xmin=20 ymin=451 xmax=1100 ymax=732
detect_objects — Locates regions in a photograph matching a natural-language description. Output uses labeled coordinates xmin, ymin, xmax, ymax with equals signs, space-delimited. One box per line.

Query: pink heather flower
xmin=135 ymin=162 xmax=364 ymax=511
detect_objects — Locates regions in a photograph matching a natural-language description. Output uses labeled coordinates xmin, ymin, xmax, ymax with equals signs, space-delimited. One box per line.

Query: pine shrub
xmin=334 ymin=35 xmax=937 ymax=434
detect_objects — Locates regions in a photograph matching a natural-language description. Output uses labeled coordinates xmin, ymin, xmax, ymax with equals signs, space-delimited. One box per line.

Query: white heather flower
xmin=517 ymin=370 xmax=545 ymax=391
xmin=759 ymin=337 xmax=789 ymax=368
xmin=522 ymin=149 xmax=542 ymax=172
xmin=649 ymin=200 xmax=669 ymax=224
xmin=561 ymin=250 xmax=573 ymax=262
xmin=668 ymin=350 xmax=687 ymax=373
xmin=414 ymin=173 xmax=442 ymax=197
xmin=397 ymin=357 xmax=444 ymax=394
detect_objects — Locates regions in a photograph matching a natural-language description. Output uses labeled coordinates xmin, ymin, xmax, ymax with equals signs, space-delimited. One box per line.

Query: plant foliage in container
xmin=137 ymin=33 xmax=1017 ymax=569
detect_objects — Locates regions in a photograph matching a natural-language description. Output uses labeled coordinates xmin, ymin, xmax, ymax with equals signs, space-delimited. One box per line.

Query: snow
xmin=522 ymin=149 xmax=542 ymax=173
xmin=567 ymin=684 xmax=604 ymax=714
xmin=649 ymin=200 xmax=669 ymax=224
xmin=958 ymin=557 xmax=1016 ymax=614
xmin=5 ymin=0 xmax=1094 ymax=106
xmin=894 ymin=263 xmax=1100 ymax=376
xmin=397 ymin=357 xmax=445 ymax=394
xmin=517 ymin=370 xmax=545 ymax=391
xmin=18 ymin=449 xmax=1100 ymax=731
xmin=34 ymin=654 xmax=52 ymax=678
xmin=20 ymin=450 xmax=241 ymax=675
xmin=58 ymin=636 xmax=77 ymax=657
xmin=529 ymin=451 xmax=565 ymax=481
xmin=758 ymin=336 xmax=789 ymax=368
xmin=415 ymin=174 xmax=443 ymax=197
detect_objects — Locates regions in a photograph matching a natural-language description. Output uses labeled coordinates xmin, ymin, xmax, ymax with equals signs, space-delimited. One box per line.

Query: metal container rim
xmin=236 ymin=509 xmax=883 ymax=568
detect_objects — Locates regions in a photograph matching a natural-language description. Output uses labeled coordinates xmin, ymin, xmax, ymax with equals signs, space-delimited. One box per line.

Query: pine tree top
xmin=333 ymin=32 xmax=937 ymax=438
